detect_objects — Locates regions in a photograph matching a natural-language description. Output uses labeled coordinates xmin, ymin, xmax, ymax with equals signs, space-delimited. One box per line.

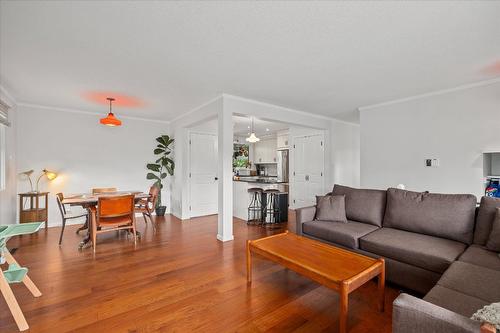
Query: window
xmin=0 ymin=99 xmax=10 ymax=191
xmin=0 ymin=126 xmax=5 ymax=191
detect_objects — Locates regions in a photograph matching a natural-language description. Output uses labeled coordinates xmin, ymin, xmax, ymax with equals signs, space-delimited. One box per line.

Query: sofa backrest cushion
xmin=315 ymin=195 xmax=348 ymax=223
xmin=383 ymin=188 xmax=476 ymax=244
xmin=331 ymin=184 xmax=386 ymax=227
xmin=474 ymin=196 xmax=500 ymax=245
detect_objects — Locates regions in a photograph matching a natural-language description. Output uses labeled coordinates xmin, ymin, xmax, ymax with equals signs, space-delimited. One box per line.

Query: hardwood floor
xmin=0 ymin=213 xmax=398 ymax=332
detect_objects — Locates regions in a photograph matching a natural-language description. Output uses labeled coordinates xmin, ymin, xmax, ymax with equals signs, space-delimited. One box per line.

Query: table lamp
xmin=35 ymin=169 xmax=58 ymax=192
xmin=19 ymin=170 xmax=35 ymax=192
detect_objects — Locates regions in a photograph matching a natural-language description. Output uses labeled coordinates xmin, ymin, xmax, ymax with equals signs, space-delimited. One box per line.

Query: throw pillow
xmin=486 ymin=208 xmax=500 ymax=252
xmin=471 ymin=302 xmax=500 ymax=330
xmin=315 ymin=192 xmax=332 ymax=205
xmin=315 ymin=195 xmax=347 ymax=223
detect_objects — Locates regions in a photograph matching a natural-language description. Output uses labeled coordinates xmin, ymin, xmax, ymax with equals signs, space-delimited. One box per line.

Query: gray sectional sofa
xmin=295 ymin=185 xmax=500 ymax=333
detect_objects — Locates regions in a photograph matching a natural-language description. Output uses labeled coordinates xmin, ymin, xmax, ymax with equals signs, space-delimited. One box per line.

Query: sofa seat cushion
xmin=302 ymin=220 xmax=378 ymax=249
xmin=359 ymin=228 xmax=466 ymax=273
xmin=459 ymin=245 xmax=500 ymax=271
xmin=424 ymin=285 xmax=489 ymax=317
xmin=331 ymin=184 xmax=386 ymax=227
xmin=437 ymin=261 xmax=500 ymax=303
xmin=383 ymin=188 xmax=476 ymax=244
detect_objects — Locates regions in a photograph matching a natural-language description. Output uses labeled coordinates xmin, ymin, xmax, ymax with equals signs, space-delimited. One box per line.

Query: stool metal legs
xmin=262 ymin=192 xmax=281 ymax=227
xmin=247 ymin=191 xmax=263 ymax=224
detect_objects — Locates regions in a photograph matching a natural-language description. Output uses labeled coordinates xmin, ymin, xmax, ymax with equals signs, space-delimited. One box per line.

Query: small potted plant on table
xmin=146 ymin=135 xmax=174 ymax=216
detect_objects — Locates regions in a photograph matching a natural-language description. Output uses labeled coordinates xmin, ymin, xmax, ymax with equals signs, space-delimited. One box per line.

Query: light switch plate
xmin=425 ymin=158 xmax=439 ymax=167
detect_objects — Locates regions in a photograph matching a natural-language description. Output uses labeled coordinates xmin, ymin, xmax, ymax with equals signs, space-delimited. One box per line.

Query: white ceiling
xmin=1 ymin=1 xmax=499 ymax=123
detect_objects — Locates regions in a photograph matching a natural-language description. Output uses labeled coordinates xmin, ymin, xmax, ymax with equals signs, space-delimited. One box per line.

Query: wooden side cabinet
xmin=18 ymin=192 xmax=49 ymax=228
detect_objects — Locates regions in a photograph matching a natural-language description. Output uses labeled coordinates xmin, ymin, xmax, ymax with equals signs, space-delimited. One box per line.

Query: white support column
xmin=217 ymin=104 xmax=234 ymax=242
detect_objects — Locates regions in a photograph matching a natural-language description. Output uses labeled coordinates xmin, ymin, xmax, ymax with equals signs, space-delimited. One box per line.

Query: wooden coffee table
xmin=246 ymin=231 xmax=385 ymax=333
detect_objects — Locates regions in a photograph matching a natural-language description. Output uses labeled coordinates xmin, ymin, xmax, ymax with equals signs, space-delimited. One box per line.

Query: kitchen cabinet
xmin=253 ymin=138 xmax=277 ymax=164
xmin=277 ymin=131 xmax=289 ymax=149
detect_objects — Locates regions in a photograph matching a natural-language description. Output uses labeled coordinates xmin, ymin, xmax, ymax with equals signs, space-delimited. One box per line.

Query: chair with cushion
xmin=75 ymin=188 xmax=117 ymax=235
xmin=91 ymin=187 xmax=117 ymax=195
xmin=135 ymin=185 xmax=160 ymax=225
xmin=55 ymin=193 xmax=88 ymax=245
xmin=91 ymin=194 xmax=137 ymax=253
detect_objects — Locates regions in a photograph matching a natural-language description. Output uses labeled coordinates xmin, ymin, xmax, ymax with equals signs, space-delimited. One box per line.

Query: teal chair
xmin=0 ymin=222 xmax=43 ymax=331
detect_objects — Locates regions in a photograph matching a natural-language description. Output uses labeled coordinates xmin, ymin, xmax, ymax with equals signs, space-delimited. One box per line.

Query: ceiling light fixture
xmin=246 ymin=117 xmax=260 ymax=143
xmin=100 ymin=97 xmax=122 ymax=126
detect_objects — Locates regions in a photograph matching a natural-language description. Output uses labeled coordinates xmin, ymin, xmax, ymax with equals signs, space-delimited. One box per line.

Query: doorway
xmin=189 ymin=132 xmax=218 ymax=217
xmin=292 ymin=133 xmax=325 ymax=208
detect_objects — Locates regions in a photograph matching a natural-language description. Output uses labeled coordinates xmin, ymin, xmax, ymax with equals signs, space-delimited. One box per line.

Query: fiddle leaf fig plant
xmin=146 ymin=135 xmax=174 ymax=213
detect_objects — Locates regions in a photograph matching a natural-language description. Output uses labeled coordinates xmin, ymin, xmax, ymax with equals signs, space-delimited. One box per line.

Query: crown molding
xmin=169 ymin=95 xmax=223 ymax=124
xmin=0 ymin=85 xmax=17 ymax=106
xmin=358 ymin=77 xmax=500 ymax=112
xmin=17 ymin=102 xmax=170 ymax=124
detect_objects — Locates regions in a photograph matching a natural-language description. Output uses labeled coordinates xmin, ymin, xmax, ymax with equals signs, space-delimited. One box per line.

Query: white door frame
xmin=187 ymin=130 xmax=218 ymax=218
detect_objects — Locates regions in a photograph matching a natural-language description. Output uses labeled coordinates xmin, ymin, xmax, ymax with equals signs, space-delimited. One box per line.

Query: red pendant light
xmin=100 ymin=97 xmax=122 ymax=126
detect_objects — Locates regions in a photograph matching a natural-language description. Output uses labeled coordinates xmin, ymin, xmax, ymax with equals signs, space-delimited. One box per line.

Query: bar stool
xmin=262 ymin=189 xmax=281 ymax=227
xmin=247 ymin=188 xmax=263 ymax=224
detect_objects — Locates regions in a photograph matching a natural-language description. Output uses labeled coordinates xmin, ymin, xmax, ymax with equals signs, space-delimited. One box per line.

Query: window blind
xmin=0 ymin=99 xmax=10 ymax=127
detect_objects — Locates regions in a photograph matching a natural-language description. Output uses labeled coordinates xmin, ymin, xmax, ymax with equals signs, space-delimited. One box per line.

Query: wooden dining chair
xmin=92 ymin=194 xmax=136 ymax=252
xmin=135 ymin=185 xmax=160 ymax=225
xmin=91 ymin=187 xmax=117 ymax=195
xmin=55 ymin=193 xmax=88 ymax=245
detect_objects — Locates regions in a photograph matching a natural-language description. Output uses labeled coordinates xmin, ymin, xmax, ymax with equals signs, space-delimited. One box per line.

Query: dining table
xmin=61 ymin=191 xmax=150 ymax=249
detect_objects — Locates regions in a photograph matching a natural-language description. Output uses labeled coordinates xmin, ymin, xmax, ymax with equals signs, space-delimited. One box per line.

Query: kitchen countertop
xmin=233 ymin=176 xmax=288 ymax=184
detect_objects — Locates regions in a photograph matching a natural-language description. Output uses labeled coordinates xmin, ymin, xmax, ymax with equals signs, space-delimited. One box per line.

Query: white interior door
xmin=305 ymin=134 xmax=325 ymax=204
xmin=189 ymin=132 xmax=218 ymax=217
xmin=293 ymin=134 xmax=325 ymax=208
xmin=293 ymin=136 xmax=308 ymax=207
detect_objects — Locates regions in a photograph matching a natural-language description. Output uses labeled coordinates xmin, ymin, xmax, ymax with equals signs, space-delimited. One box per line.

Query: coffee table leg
xmin=378 ymin=259 xmax=385 ymax=312
xmin=339 ymin=282 xmax=348 ymax=333
xmin=246 ymin=240 xmax=252 ymax=283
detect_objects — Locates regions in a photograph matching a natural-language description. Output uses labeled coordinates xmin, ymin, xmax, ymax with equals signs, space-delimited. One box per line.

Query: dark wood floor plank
xmin=0 ymin=213 xmax=398 ymax=332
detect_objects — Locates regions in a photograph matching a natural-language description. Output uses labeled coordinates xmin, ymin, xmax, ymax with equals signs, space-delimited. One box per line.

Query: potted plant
xmin=146 ymin=135 xmax=174 ymax=216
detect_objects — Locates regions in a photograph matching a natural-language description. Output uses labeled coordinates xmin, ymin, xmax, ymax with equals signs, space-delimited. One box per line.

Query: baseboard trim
xmin=216 ymin=234 xmax=234 ymax=242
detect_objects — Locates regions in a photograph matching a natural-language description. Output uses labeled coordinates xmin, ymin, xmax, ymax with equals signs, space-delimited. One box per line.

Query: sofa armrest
xmin=295 ymin=206 xmax=316 ymax=235
xmin=393 ymin=293 xmax=482 ymax=333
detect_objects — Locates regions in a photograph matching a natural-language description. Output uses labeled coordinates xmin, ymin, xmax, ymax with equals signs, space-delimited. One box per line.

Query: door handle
xmin=214 ymin=177 xmax=219 ymax=181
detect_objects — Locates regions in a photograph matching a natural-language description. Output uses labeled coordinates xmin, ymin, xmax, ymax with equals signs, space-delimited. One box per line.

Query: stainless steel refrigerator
xmin=276 ymin=149 xmax=289 ymax=182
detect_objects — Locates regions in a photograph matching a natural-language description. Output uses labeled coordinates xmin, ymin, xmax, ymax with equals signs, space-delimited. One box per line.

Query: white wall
xmin=330 ymin=120 xmax=360 ymax=190
xmin=17 ymin=105 xmax=171 ymax=227
xmin=0 ymin=88 xmax=17 ymax=224
xmin=360 ymin=81 xmax=500 ymax=198
xmin=170 ymin=97 xmax=222 ymax=219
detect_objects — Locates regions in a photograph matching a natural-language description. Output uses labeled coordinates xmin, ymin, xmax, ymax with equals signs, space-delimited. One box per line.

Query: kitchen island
xmin=233 ymin=177 xmax=288 ymax=221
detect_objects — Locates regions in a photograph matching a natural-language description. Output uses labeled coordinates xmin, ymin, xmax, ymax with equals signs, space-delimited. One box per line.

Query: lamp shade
xmin=245 ymin=132 xmax=260 ymax=143
xmin=99 ymin=112 xmax=122 ymax=126
xmin=44 ymin=170 xmax=57 ymax=181
xmin=100 ymin=97 xmax=122 ymax=126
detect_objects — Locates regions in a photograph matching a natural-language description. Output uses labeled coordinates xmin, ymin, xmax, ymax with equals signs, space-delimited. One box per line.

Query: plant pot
xmin=155 ymin=206 xmax=167 ymax=216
